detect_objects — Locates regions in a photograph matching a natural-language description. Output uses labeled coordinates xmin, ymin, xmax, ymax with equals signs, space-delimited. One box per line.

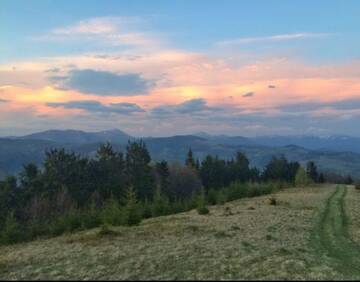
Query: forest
xmin=0 ymin=140 xmax=349 ymax=245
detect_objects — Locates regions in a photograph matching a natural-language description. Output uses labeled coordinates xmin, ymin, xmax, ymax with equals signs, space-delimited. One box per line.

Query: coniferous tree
xmin=185 ymin=148 xmax=196 ymax=168
xmin=196 ymin=188 xmax=209 ymax=215
xmin=295 ymin=167 xmax=312 ymax=187
xmin=126 ymin=140 xmax=155 ymax=200
xmin=151 ymin=185 xmax=170 ymax=217
xmin=155 ymin=161 xmax=170 ymax=195
xmin=306 ymin=161 xmax=318 ymax=183
xmin=122 ymin=186 xmax=142 ymax=226
xmin=94 ymin=143 xmax=125 ymax=201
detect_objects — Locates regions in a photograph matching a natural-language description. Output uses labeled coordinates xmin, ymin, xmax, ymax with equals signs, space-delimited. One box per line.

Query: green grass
xmin=311 ymin=185 xmax=360 ymax=279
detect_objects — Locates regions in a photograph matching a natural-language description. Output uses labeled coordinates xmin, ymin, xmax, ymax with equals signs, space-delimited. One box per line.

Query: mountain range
xmin=1 ymin=129 xmax=360 ymax=180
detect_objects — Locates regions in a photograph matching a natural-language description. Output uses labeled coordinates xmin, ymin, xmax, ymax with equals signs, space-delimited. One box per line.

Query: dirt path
xmin=313 ymin=185 xmax=360 ymax=278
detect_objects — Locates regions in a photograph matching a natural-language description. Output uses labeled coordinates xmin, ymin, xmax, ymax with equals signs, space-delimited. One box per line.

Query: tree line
xmin=0 ymin=141 xmax=342 ymax=245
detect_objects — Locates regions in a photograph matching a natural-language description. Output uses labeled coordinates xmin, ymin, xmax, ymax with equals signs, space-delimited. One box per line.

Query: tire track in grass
xmin=312 ymin=185 xmax=360 ymax=277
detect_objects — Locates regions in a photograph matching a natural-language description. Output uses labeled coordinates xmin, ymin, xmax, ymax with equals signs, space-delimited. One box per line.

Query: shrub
xmin=216 ymin=190 xmax=227 ymax=205
xmin=97 ymin=224 xmax=115 ymax=236
xmin=355 ymin=183 xmax=360 ymax=190
xmin=101 ymin=198 xmax=123 ymax=226
xmin=226 ymin=182 xmax=248 ymax=201
xmin=295 ymin=167 xmax=312 ymax=187
xmin=1 ymin=212 xmax=24 ymax=245
xmin=140 ymin=199 xmax=152 ymax=219
xmin=122 ymin=186 xmax=142 ymax=226
xmin=81 ymin=204 xmax=101 ymax=229
xmin=196 ymin=188 xmax=209 ymax=215
xmin=64 ymin=208 xmax=83 ymax=232
xmin=268 ymin=196 xmax=277 ymax=206
xmin=207 ymin=188 xmax=218 ymax=205
xmin=151 ymin=186 xmax=170 ymax=217
xmin=49 ymin=216 xmax=67 ymax=236
xmin=170 ymin=198 xmax=187 ymax=214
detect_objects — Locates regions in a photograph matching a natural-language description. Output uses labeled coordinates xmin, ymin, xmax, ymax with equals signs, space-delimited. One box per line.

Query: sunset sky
xmin=1 ymin=0 xmax=360 ymax=137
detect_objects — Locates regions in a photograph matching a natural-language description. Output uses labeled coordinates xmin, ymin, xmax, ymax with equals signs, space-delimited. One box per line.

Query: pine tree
xmin=101 ymin=197 xmax=122 ymax=226
xmin=295 ymin=167 xmax=312 ymax=187
xmin=122 ymin=186 xmax=142 ymax=226
xmin=196 ymin=188 xmax=209 ymax=215
xmin=155 ymin=161 xmax=170 ymax=195
xmin=185 ymin=148 xmax=195 ymax=168
xmin=151 ymin=185 xmax=170 ymax=217
xmin=306 ymin=161 xmax=318 ymax=183
xmin=126 ymin=140 xmax=155 ymax=200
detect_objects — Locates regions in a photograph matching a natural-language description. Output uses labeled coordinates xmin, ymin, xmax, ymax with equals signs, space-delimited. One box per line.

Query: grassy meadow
xmin=1 ymin=184 xmax=360 ymax=280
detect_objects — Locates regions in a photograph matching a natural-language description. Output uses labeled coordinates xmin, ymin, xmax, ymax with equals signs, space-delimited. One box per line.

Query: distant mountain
xmin=1 ymin=129 xmax=360 ymax=180
xmin=14 ymin=129 xmax=132 ymax=145
xmin=193 ymin=133 xmax=360 ymax=154
xmin=251 ymin=135 xmax=360 ymax=153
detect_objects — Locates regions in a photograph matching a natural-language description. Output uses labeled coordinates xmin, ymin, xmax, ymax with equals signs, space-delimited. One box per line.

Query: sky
xmin=1 ymin=0 xmax=360 ymax=137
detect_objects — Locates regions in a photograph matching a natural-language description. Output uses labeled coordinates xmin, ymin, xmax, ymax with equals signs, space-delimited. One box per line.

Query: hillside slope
xmin=1 ymin=133 xmax=360 ymax=179
xmin=2 ymin=185 xmax=359 ymax=280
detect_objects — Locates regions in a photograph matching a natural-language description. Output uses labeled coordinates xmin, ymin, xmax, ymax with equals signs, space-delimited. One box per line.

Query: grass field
xmin=1 ymin=184 xmax=360 ymax=280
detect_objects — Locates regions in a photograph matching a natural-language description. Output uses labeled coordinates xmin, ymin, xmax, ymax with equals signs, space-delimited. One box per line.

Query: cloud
xmin=47 ymin=100 xmax=145 ymax=114
xmin=0 ymin=98 xmax=9 ymax=103
xmin=37 ymin=17 xmax=161 ymax=49
xmin=217 ymin=32 xmax=330 ymax=46
xmin=276 ymin=98 xmax=360 ymax=114
xmin=44 ymin=67 xmax=61 ymax=73
xmin=268 ymin=85 xmax=276 ymax=89
xmin=49 ymin=69 xmax=153 ymax=96
xmin=329 ymin=98 xmax=360 ymax=110
xmin=151 ymin=98 xmax=220 ymax=118
xmin=109 ymin=102 xmax=145 ymax=114
xmin=52 ymin=17 xmax=120 ymax=35
xmin=242 ymin=92 xmax=255 ymax=98
xmin=175 ymin=98 xmax=209 ymax=113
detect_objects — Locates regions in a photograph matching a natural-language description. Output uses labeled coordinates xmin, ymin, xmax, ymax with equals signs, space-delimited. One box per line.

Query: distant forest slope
xmin=1 ymin=130 xmax=360 ymax=180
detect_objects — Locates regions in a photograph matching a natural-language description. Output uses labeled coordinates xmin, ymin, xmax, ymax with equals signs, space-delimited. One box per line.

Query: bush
xmin=216 ymin=190 xmax=227 ymax=205
xmin=122 ymin=186 xmax=142 ymax=226
xmin=355 ymin=183 xmax=360 ymax=190
xmin=49 ymin=216 xmax=67 ymax=236
xmin=169 ymin=198 xmax=187 ymax=214
xmin=64 ymin=208 xmax=83 ymax=232
xmin=27 ymin=220 xmax=49 ymax=239
xmin=151 ymin=186 xmax=170 ymax=217
xmin=295 ymin=167 xmax=312 ymax=187
xmin=226 ymin=182 xmax=248 ymax=201
xmin=97 ymin=224 xmax=115 ymax=236
xmin=101 ymin=198 xmax=123 ymax=226
xmin=81 ymin=204 xmax=101 ymax=229
xmin=268 ymin=196 xmax=277 ymax=206
xmin=196 ymin=188 xmax=209 ymax=215
xmin=207 ymin=188 xmax=218 ymax=205
xmin=140 ymin=199 xmax=152 ymax=219
xmin=1 ymin=212 xmax=24 ymax=245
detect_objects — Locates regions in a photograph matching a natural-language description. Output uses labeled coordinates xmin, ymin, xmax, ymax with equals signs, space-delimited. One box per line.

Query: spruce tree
xmin=126 ymin=140 xmax=155 ymax=200
xmin=122 ymin=186 xmax=142 ymax=226
xmin=196 ymin=188 xmax=209 ymax=215
xmin=185 ymin=148 xmax=196 ymax=168
xmin=306 ymin=161 xmax=318 ymax=183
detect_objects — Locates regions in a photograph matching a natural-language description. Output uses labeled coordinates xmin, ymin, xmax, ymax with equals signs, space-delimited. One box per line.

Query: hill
xmin=16 ymin=129 xmax=132 ymax=145
xmin=1 ymin=130 xmax=360 ymax=179
xmin=1 ymin=185 xmax=360 ymax=280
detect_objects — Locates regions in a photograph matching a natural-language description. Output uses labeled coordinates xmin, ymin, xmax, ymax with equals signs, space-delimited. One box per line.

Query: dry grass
xmin=0 ymin=185 xmax=348 ymax=280
xmin=345 ymin=185 xmax=360 ymax=245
